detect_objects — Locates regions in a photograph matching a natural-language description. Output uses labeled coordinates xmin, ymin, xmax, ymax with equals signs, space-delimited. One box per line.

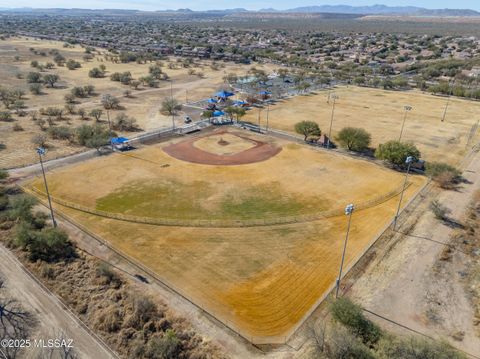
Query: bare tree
xmin=0 ymin=277 xmax=37 ymax=359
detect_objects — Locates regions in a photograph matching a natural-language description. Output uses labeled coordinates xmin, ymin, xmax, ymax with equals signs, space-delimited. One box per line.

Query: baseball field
xmin=27 ymin=128 xmax=426 ymax=342
xmin=245 ymin=86 xmax=480 ymax=166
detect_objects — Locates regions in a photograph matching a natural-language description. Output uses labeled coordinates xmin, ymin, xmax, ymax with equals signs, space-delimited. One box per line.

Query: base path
xmin=0 ymin=244 xmax=118 ymax=359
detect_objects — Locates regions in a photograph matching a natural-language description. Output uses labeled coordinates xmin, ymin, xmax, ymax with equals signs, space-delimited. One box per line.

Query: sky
xmin=1 ymin=0 xmax=479 ymax=11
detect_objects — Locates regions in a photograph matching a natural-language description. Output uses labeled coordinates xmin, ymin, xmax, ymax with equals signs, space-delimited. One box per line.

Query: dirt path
xmin=350 ymin=148 xmax=480 ymax=355
xmin=0 ymin=244 xmax=118 ymax=359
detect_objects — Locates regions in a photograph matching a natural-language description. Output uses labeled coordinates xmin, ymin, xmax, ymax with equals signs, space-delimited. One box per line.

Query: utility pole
xmin=257 ymin=107 xmax=261 ymax=128
xmin=398 ymin=105 xmax=412 ymax=142
xmin=266 ymin=103 xmax=270 ymax=132
xmin=36 ymin=147 xmax=57 ymax=228
xmin=170 ymin=80 xmax=175 ymax=130
xmin=327 ymin=94 xmax=338 ymax=149
xmin=336 ymin=203 xmax=355 ymax=298
xmin=393 ymin=156 xmax=414 ymax=230
xmin=106 ymin=109 xmax=114 ymax=151
xmin=442 ymin=80 xmax=454 ymax=122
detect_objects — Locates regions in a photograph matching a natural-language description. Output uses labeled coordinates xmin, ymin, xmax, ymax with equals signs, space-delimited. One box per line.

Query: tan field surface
xmin=245 ymin=86 xmax=480 ymax=165
xmin=0 ymin=37 xmax=276 ymax=168
xmin=27 ymin=129 xmax=426 ymax=341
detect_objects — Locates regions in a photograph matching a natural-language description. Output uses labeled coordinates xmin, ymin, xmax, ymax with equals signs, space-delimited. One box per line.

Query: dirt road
xmin=0 ymin=244 xmax=118 ymax=359
xmin=350 ymin=148 xmax=480 ymax=355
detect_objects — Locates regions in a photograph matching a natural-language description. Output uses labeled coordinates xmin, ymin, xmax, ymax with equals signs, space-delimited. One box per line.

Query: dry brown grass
xmin=244 ymin=86 xmax=480 ymax=165
xmin=27 ymin=131 xmax=426 ymax=341
xmin=0 ymin=37 xmax=276 ymax=168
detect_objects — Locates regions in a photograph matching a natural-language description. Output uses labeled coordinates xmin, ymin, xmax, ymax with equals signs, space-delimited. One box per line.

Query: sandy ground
xmin=0 ymin=244 xmax=116 ymax=359
xmin=244 ymin=86 xmax=480 ymax=166
xmin=0 ymin=37 xmax=276 ymax=169
xmin=25 ymin=130 xmax=426 ymax=341
xmin=349 ymin=147 xmax=480 ymax=355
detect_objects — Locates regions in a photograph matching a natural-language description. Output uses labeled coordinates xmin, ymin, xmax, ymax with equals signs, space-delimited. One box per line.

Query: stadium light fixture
xmin=398 ymin=105 xmax=413 ymax=142
xmin=335 ymin=203 xmax=355 ymax=298
xmin=327 ymin=94 xmax=339 ymax=149
xmin=393 ymin=156 xmax=415 ymax=230
xmin=36 ymin=147 xmax=57 ymax=228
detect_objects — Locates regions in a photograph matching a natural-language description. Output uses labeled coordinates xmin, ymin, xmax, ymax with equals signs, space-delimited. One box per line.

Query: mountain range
xmin=1 ymin=4 xmax=479 ymax=17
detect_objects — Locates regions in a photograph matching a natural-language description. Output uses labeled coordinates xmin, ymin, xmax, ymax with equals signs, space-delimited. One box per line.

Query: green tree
xmin=330 ymin=298 xmax=382 ymax=345
xmin=336 ymin=127 xmax=371 ymax=152
xmin=89 ymin=109 xmax=103 ymax=122
xmin=160 ymin=98 xmax=182 ymax=116
xmin=26 ymin=72 xmax=42 ymax=83
xmin=375 ymin=141 xmax=420 ymax=167
xmin=101 ymin=94 xmax=120 ymax=110
xmin=294 ymin=120 xmax=321 ymax=141
xmin=43 ymin=74 xmax=59 ymax=88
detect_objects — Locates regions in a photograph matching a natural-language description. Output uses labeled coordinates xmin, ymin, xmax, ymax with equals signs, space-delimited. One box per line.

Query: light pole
xmin=257 ymin=107 xmax=262 ymax=128
xmin=327 ymin=94 xmax=338 ymax=149
xmin=106 ymin=109 xmax=114 ymax=152
xmin=36 ymin=147 xmax=57 ymax=228
xmin=398 ymin=105 xmax=412 ymax=142
xmin=442 ymin=80 xmax=454 ymax=122
xmin=335 ymin=203 xmax=355 ymax=298
xmin=265 ymin=103 xmax=270 ymax=132
xmin=170 ymin=80 xmax=175 ymax=130
xmin=393 ymin=156 xmax=414 ymax=230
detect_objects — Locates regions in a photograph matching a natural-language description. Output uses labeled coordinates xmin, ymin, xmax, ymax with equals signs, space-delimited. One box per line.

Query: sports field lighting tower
xmin=106 ymin=109 xmax=114 ymax=152
xmin=170 ymin=80 xmax=175 ymax=130
xmin=36 ymin=147 xmax=57 ymax=228
xmin=398 ymin=105 xmax=413 ymax=142
xmin=327 ymin=94 xmax=338 ymax=149
xmin=393 ymin=156 xmax=414 ymax=231
xmin=335 ymin=203 xmax=355 ymax=298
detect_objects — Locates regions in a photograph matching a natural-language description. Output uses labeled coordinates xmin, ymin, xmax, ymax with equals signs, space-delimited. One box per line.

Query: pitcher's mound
xmin=163 ymin=129 xmax=282 ymax=165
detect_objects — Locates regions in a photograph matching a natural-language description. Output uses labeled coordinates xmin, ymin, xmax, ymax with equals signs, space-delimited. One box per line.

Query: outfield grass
xmin=27 ymin=129 xmax=427 ymax=341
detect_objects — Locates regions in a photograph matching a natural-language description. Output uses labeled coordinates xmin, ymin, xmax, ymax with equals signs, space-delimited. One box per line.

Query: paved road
xmin=0 ymin=244 xmax=118 ymax=359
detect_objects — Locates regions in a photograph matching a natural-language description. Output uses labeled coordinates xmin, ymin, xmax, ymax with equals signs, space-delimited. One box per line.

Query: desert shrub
xmin=96 ymin=262 xmax=122 ymax=287
xmin=130 ymin=296 xmax=158 ymax=329
xmin=0 ymin=169 xmax=8 ymax=180
xmin=26 ymin=71 xmax=42 ymax=83
xmin=425 ymin=162 xmax=461 ymax=189
xmin=376 ymin=335 xmax=466 ymax=359
xmin=16 ymin=226 xmax=76 ymax=262
xmin=29 ymin=83 xmax=42 ymax=95
xmin=101 ymin=94 xmax=120 ymax=110
xmin=39 ymin=262 xmax=55 ymax=279
xmin=326 ymin=325 xmax=375 ymax=359
xmin=12 ymin=123 xmax=23 ymax=131
xmin=430 ymin=200 xmax=451 ymax=221
xmin=8 ymin=194 xmax=36 ymax=223
xmin=0 ymin=111 xmax=13 ymax=122
xmin=336 ymin=127 xmax=371 ymax=152
xmin=145 ymin=329 xmax=181 ymax=359
xmin=31 ymin=134 xmax=48 ymax=147
xmin=375 ymin=141 xmax=420 ymax=168
xmin=330 ymin=298 xmax=382 ymax=345
xmin=113 ymin=113 xmax=138 ymax=131
xmin=65 ymin=59 xmax=81 ymax=70
xmin=89 ymin=67 xmax=104 ymax=78
xmin=94 ymin=305 xmax=123 ymax=332
xmin=48 ymin=126 xmax=73 ymax=141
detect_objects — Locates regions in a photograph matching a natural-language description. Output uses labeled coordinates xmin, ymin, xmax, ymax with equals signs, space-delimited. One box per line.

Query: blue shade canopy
xmin=233 ymin=100 xmax=246 ymax=105
xmin=207 ymin=98 xmax=217 ymax=103
xmin=258 ymin=90 xmax=272 ymax=95
xmin=111 ymin=137 xmax=129 ymax=144
xmin=213 ymin=110 xmax=225 ymax=117
xmin=215 ymin=90 xmax=234 ymax=98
